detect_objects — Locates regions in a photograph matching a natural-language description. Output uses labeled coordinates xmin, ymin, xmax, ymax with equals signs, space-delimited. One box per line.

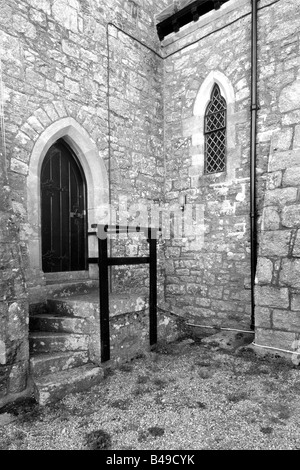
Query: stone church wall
xmin=0 ymin=0 xmax=167 ymax=406
xmin=0 ymin=131 xmax=28 ymax=405
xmin=162 ymin=0 xmax=253 ymax=329
xmin=255 ymin=0 xmax=300 ymax=352
xmin=162 ymin=0 xmax=300 ymax=351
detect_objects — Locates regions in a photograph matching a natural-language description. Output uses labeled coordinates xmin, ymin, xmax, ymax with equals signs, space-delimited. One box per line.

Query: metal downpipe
xmin=250 ymin=0 xmax=258 ymax=330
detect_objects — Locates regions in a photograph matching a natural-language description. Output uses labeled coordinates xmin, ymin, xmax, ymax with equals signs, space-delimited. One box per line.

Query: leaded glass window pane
xmin=204 ymin=84 xmax=227 ymax=174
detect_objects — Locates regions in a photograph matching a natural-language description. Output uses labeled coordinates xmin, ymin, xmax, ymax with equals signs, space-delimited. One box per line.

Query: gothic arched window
xmin=204 ymin=84 xmax=227 ymax=174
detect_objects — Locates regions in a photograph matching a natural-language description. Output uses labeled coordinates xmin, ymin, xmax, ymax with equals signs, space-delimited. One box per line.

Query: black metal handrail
xmin=88 ymin=224 xmax=161 ymax=362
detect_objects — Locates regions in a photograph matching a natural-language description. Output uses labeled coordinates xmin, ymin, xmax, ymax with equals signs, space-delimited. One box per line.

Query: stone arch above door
xmin=20 ymin=109 xmax=109 ymax=297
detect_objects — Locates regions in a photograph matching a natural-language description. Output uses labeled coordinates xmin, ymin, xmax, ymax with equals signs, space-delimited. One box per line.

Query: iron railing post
xmin=98 ymin=234 xmax=110 ymax=362
xmin=149 ymin=228 xmax=157 ymax=346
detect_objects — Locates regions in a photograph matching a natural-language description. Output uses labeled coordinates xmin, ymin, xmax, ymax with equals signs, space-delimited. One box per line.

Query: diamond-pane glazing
xmin=205 ymin=110 xmax=226 ymax=133
xmin=205 ymin=130 xmax=226 ymax=173
xmin=204 ymin=84 xmax=227 ymax=174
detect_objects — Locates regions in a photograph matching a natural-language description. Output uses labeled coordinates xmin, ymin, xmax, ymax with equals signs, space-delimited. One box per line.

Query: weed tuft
xmin=227 ymin=391 xmax=248 ymax=403
xmin=137 ymin=375 xmax=149 ymax=385
xmin=260 ymin=426 xmax=273 ymax=435
xmin=197 ymin=401 xmax=207 ymax=409
xmin=148 ymin=426 xmax=165 ymax=437
xmin=153 ymin=377 xmax=167 ymax=388
xmin=119 ymin=363 xmax=133 ymax=372
xmin=103 ymin=367 xmax=114 ymax=379
xmin=85 ymin=429 xmax=112 ymax=450
xmin=110 ymin=399 xmax=131 ymax=410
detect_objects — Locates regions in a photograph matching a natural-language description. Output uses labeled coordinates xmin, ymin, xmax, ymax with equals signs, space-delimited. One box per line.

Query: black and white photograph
xmin=0 ymin=0 xmax=300 ymax=452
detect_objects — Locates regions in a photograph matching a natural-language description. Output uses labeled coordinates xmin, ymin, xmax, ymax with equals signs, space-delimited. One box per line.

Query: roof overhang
xmin=156 ymin=0 xmax=230 ymax=41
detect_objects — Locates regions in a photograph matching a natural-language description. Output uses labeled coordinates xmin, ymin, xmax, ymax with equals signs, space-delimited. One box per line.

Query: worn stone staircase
xmin=29 ymin=291 xmax=104 ymax=406
xmin=29 ymin=280 xmax=179 ymax=406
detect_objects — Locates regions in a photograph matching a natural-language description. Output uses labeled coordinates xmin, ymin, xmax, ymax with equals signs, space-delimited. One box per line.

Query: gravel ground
xmin=1 ymin=338 xmax=300 ymax=450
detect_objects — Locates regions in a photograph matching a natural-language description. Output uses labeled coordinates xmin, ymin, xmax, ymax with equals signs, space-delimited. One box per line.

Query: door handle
xmin=70 ymin=209 xmax=84 ymax=219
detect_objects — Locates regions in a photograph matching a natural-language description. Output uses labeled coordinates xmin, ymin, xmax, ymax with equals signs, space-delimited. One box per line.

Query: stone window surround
xmin=186 ymin=70 xmax=238 ymax=185
xmin=26 ymin=116 xmax=109 ymax=284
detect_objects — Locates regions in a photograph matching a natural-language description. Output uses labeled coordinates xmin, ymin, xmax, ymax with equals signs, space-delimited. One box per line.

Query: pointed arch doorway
xmin=41 ymin=139 xmax=87 ymax=273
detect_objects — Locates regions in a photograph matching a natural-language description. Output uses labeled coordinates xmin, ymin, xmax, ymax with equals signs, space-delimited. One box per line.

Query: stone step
xmin=29 ymin=314 xmax=89 ymax=334
xmin=29 ymin=332 xmax=89 ymax=354
xmin=30 ymin=351 xmax=90 ymax=377
xmin=33 ymin=364 xmax=104 ymax=405
xmin=45 ymin=278 xmax=97 ymax=299
xmin=46 ymin=291 xmax=148 ymax=319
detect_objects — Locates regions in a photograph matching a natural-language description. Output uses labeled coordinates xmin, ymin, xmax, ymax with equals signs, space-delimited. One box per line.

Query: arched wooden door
xmin=41 ymin=140 xmax=87 ymax=273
